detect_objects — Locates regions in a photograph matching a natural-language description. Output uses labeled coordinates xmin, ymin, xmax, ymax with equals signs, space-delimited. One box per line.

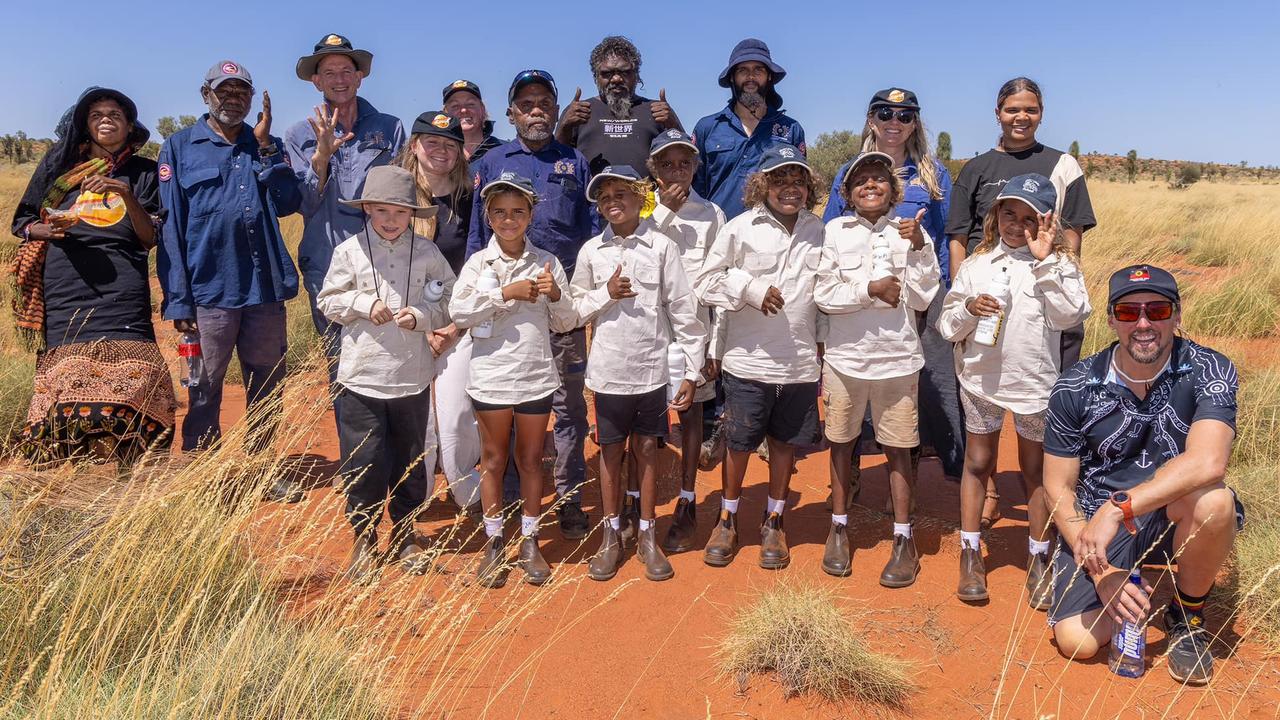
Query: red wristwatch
xmin=1110 ymin=491 xmax=1137 ymax=535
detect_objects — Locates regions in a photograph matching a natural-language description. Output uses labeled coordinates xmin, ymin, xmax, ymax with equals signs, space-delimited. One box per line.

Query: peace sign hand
xmin=253 ymin=90 xmax=274 ymax=147
xmin=897 ymin=208 xmax=927 ymax=250
xmin=307 ymin=104 xmax=357 ymax=160
xmin=1026 ymin=210 xmax=1056 ymax=261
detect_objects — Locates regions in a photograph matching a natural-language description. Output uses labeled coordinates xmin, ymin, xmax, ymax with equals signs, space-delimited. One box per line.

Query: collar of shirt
xmin=750 ymin=205 xmax=820 ymax=235
xmin=601 ymin=217 xmax=657 ymax=248
xmin=500 ymin=138 xmax=572 ymax=160
xmin=190 ymin=114 xmax=254 ymax=148
xmin=841 ymin=213 xmax=894 ymax=233
xmin=1090 ymin=339 xmax=1193 ymax=396
xmin=987 ymin=240 xmax=1035 ymax=262
xmin=481 ymin=236 xmax=540 ymax=265
xmin=714 ymin=101 xmax=788 ymax=135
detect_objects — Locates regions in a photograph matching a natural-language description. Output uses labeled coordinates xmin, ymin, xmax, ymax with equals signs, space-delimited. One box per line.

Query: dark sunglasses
xmin=1111 ymin=301 xmax=1176 ymax=322
xmin=874 ymin=107 xmax=916 ymax=123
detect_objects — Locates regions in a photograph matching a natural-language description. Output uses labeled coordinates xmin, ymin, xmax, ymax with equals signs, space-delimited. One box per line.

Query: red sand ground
xmin=198 ymin=372 xmax=1279 ymax=720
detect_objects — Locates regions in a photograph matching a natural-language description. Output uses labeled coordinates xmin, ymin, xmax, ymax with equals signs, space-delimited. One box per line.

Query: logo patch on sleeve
xmin=158 ymin=163 xmax=172 ymax=182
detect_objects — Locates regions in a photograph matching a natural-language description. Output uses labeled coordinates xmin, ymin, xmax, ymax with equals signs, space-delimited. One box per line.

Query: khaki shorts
xmin=822 ymin=365 xmax=919 ymax=448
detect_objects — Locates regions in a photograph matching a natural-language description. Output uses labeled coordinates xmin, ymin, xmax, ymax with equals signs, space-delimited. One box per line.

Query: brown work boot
xmin=395 ymin=528 xmax=432 ymax=575
xmin=698 ymin=422 xmax=725 ymax=471
xmin=821 ymin=521 xmax=851 ymax=577
xmin=662 ymin=496 xmax=697 ymax=553
xmin=759 ymin=511 xmax=790 ymax=570
xmin=879 ymin=533 xmax=920 ymax=588
xmin=1026 ymin=551 xmax=1053 ymax=610
xmin=475 ymin=534 xmax=509 ymax=589
xmin=518 ymin=535 xmax=552 ymax=586
xmin=619 ymin=494 xmax=640 ymax=547
xmin=638 ymin=525 xmax=675 ymax=581
xmin=703 ymin=509 xmax=738 ymax=567
xmin=345 ymin=530 xmax=379 ymax=584
xmin=825 ymin=463 xmax=861 ymax=512
xmin=587 ymin=521 xmax=623 ymax=581
xmin=957 ymin=545 xmax=989 ymax=602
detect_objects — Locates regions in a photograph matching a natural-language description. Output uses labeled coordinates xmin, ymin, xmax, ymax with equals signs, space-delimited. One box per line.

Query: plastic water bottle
xmin=667 ymin=343 xmax=687 ymax=402
xmin=178 ymin=332 xmax=204 ymax=389
xmin=871 ymin=236 xmax=893 ymax=279
xmin=1108 ymin=567 xmax=1148 ymax=678
xmin=973 ymin=267 xmax=1011 ymax=347
xmin=424 ymin=279 xmax=445 ymax=302
xmin=472 ymin=264 xmax=499 ymax=339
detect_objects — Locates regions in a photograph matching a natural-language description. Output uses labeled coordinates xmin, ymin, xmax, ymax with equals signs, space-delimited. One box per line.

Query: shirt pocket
xmin=744 ymin=250 xmax=778 ymax=274
xmin=630 ymin=260 xmax=661 ymax=307
xmin=838 ymin=253 xmax=863 ymax=283
xmin=177 ymin=165 xmax=223 ymax=219
xmin=544 ymin=173 xmax=582 ymax=230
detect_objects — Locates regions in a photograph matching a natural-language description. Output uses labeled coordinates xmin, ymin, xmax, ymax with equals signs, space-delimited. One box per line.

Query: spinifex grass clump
xmin=717 ymin=583 xmax=915 ymax=708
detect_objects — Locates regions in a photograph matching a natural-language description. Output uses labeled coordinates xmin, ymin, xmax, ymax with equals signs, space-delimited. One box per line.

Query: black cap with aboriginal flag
xmin=1108 ymin=264 xmax=1180 ymax=305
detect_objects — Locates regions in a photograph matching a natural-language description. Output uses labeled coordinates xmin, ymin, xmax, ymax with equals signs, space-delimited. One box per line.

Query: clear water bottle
xmin=424 ymin=279 xmax=446 ymax=303
xmin=472 ymin=264 xmax=499 ymax=339
xmin=973 ymin=267 xmax=1011 ymax=347
xmin=667 ymin=343 xmax=687 ymax=403
xmin=1108 ymin=567 xmax=1147 ymax=678
xmin=178 ymin=331 xmax=204 ymax=388
xmin=871 ymin=236 xmax=893 ymax=279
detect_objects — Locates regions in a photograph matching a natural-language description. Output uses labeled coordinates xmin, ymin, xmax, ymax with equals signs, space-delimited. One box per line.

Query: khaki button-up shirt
xmin=650 ymin=190 xmax=727 ymax=366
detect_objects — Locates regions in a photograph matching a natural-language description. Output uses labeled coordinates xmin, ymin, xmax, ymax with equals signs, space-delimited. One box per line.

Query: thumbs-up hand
xmin=607 ymin=264 xmax=636 ymax=299
xmin=536 ymin=260 xmax=561 ymax=301
xmin=561 ymin=86 xmax=592 ymax=132
xmin=897 ymin=207 xmax=928 ymax=250
xmin=651 ymin=87 xmax=680 ymax=129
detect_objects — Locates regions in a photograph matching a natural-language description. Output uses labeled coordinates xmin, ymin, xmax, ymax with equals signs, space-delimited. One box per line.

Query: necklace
xmin=1111 ymin=354 xmax=1170 ymax=387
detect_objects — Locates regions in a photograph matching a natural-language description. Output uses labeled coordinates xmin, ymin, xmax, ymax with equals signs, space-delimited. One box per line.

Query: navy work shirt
xmin=285 ymin=96 xmax=405 ymax=298
xmin=692 ymin=101 xmax=805 ymax=220
xmin=1044 ymin=338 xmax=1239 ymax=518
xmin=157 ymin=115 xmax=301 ymax=321
xmin=465 ymin=138 xmax=593 ymax=277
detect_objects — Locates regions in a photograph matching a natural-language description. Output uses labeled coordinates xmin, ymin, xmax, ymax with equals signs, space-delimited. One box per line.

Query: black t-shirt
xmin=42 ymin=155 xmax=159 ymax=347
xmin=432 ymin=191 xmax=473 ymax=276
xmin=945 ymin=144 xmax=1096 ymax=253
xmin=565 ymin=96 xmax=663 ymax=177
xmin=1043 ymin=339 xmax=1238 ymax=518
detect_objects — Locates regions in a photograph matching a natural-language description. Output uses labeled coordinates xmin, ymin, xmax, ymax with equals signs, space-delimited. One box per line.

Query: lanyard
xmin=360 ymin=221 xmax=415 ymax=310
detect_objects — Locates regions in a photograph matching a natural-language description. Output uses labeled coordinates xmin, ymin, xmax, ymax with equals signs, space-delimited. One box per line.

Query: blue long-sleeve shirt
xmin=465 ymin=138 xmax=593 ymax=277
xmin=284 ymin=97 xmax=405 ymax=297
xmin=823 ymin=156 xmax=953 ymax=286
xmin=157 ymin=115 xmax=300 ymax=320
xmin=692 ymin=101 xmax=805 ymax=220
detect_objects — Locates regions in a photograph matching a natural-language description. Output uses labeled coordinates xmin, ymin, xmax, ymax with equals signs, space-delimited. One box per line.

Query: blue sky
xmin=3 ymin=0 xmax=1277 ymax=166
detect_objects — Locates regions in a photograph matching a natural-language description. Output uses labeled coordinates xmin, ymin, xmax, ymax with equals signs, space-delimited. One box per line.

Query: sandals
xmin=980 ymin=492 xmax=1002 ymax=528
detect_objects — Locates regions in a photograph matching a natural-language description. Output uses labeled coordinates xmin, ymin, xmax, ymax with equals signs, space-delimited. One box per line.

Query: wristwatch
xmin=1110 ymin=491 xmax=1137 ymax=535
xmin=258 ymin=142 xmax=279 ymax=157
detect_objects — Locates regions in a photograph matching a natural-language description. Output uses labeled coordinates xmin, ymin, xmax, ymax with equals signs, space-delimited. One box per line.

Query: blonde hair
xmin=861 ymin=115 xmax=944 ymax=201
xmin=394 ymin=133 xmax=472 ymax=238
xmin=742 ymin=168 xmax=822 ymax=212
xmin=972 ymin=199 xmax=1078 ymax=265
xmin=595 ymin=175 xmax=653 ymax=201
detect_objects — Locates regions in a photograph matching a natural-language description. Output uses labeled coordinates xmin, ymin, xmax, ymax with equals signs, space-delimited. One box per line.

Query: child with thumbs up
xmin=569 ymin=165 xmax=706 ymax=582
xmin=815 ymin=151 xmax=940 ymax=584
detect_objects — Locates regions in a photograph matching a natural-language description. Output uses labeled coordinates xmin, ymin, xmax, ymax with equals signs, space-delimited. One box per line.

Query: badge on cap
xmin=666 ymin=129 xmax=682 ymax=138
xmin=888 ymin=89 xmax=905 ymax=103
xmin=779 ymin=147 xmax=796 ymax=159
xmin=221 ymin=62 xmax=239 ymax=75
xmin=432 ymin=114 xmax=450 ymax=129
xmin=324 ymin=34 xmax=343 ymax=46
xmin=452 ymin=80 xmax=469 ymax=89
xmin=158 ymin=164 xmax=172 ymax=182
xmin=1130 ymin=268 xmax=1151 ymax=282
xmin=499 ymin=171 xmax=517 ymax=182
xmin=1022 ymin=178 xmax=1041 ymax=192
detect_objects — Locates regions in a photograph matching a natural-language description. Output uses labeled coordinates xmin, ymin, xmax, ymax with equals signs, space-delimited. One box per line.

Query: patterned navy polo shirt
xmin=1044 ymin=338 xmax=1239 ymax=518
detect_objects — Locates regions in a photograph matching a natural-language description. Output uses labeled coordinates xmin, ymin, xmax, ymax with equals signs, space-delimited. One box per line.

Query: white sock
xmin=609 ymin=516 xmax=621 ymax=531
xmin=960 ymin=531 xmax=982 ymax=550
xmin=521 ymin=515 xmax=539 ymax=537
xmin=893 ymin=522 xmax=912 ymax=539
xmin=679 ymin=489 xmax=696 ymax=502
xmin=767 ymin=496 xmax=786 ymax=515
xmin=722 ymin=497 xmax=739 ymax=514
xmin=639 ymin=518 xmax=654 ymax=532
xmin=626 ymin=490 xmax=640 ymax=500
xmin=1029 ymin=538 xmax=1051 ymax=556
xmin=832 ymin=513 xmax=848 ymax=526
xmin=483 ymin=515 xmax=503 ymax=538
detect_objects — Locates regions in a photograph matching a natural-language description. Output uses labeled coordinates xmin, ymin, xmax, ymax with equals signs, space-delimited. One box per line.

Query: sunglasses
xmin=1111 ymin=301 xmax=1176 ymax=322
xmin=874 ymin=108 xmax=916 ymax=124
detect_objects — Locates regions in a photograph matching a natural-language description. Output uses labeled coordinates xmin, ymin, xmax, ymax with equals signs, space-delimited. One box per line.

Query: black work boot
xmin=758 ymin=511 xmax=790 ymax=570
xmin=821 ymin=521 xmax=851 ymax=577
xmin=662 ymin=496 xmax=697 ymax=553
xmin=587 ymin=521 xmax=623 ymax=581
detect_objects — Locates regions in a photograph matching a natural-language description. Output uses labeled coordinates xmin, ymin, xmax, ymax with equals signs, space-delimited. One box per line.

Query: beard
xmin=734 ymin=87 xmax=766 ymax=116
xmin=601 ymin=83 xmax=633 ymax=119
xmin=1123 ymin=331 xmax=1170 ymax=364
xmin=207 ymin=101 xmax=246 ymax=127
xmin=518 ymin=123 xmax=551 ymax=143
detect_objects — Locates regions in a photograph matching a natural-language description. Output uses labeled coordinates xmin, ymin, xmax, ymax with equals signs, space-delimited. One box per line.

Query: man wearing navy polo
xmin=692 ymin=38 xmax=805 ymax=220
xmin=157 ymin=60 xmax=302 ymax=501
xmin=1043 ymin=265 xmax=1242 ymax=686
xmin=466 ymin=69 xmax=593 ymax=539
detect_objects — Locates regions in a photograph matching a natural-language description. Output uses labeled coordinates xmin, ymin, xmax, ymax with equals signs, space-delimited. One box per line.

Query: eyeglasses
xmin=1111 ymin=301 xmax=1175 ymax=322
xmin=874 ymin=108 xmax=916 ymax=124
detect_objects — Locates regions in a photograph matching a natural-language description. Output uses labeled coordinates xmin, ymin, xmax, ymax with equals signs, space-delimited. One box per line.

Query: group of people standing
xmin=11 ymin=34 xmax=1242 ymax=685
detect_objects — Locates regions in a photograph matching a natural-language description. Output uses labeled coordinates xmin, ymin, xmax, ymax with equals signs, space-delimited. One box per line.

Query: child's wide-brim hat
xmin=339 ymin=165 xmax=437 ymax=218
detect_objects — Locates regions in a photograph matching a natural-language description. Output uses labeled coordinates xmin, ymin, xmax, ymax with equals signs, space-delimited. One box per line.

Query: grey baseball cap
xmin=204 ymin=60 xmax=254 ymax=89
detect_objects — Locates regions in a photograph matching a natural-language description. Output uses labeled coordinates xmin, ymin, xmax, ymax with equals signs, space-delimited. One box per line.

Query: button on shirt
xmin=450 ymin=238 xmax=579 ymax=405
xmin=157 ymin=116 xmax=301 ymax=320
xmin=1044 ymin=338 xmax=1238 ymax=518
xmin=465 ymin=139 xmax=593 ymax=277
xmin=570 ymin=218 xmax=707 ymax=395
xmin=285 ymin=97 xmax=406 ymax=297
xmin=651 ymin=191 xmax=726 ymax=358
xmin=316 ymin=230 xmax=455 ymax=399
xmin=937 ymin=242 xmax=1092 ymax=413
xmin=695 ymin=206 xmax=825 ymax=384
xmin=692 ymin=102 xmax=805 ymax=220
xmin=815 ymin=215 xmax=940 ymax=380
xmin=823 ymin=158 xmax=954 ymax=286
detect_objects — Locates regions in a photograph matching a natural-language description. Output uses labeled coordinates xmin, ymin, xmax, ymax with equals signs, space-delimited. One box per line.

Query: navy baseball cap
xmin=649 ymin=128 xmax=697 ymax=157
xmin=996 ymin=173 xmax=1057 ymax=215
xmin=204 ymin=60 xmax=253 ymax=90
xmin=868 ymin=87 xmax=920 ymax=111
xmin=410 ymin=111 xmax=464 ymax=144
xmin=587 ymin=165 xmax=643 ymax=201
xmin=508 ymin=69 xmax=558 ymax=104
xmin=1108 ymin=265 xmax=1180 ymax=305
xmin=443 ymin=79 xmax=482 ymax=103
xmin=840 ymin=151 xmax=895 ymax=188
xmin=718 ymin=38 xmax=786 ymax=88
xmin=480 ymin=171 xmax=537 ymax=200
xmin=758 ymin=143 xmax=809 ymax=174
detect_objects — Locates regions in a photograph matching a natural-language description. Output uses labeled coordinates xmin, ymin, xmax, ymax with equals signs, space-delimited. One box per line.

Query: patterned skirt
xmin=18 ymin=339 xmax=177 ymax=464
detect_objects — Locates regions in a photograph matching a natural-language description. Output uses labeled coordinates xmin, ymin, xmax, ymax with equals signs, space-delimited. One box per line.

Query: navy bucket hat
xmin=717 ymin=38 xmax=787 ymax=88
